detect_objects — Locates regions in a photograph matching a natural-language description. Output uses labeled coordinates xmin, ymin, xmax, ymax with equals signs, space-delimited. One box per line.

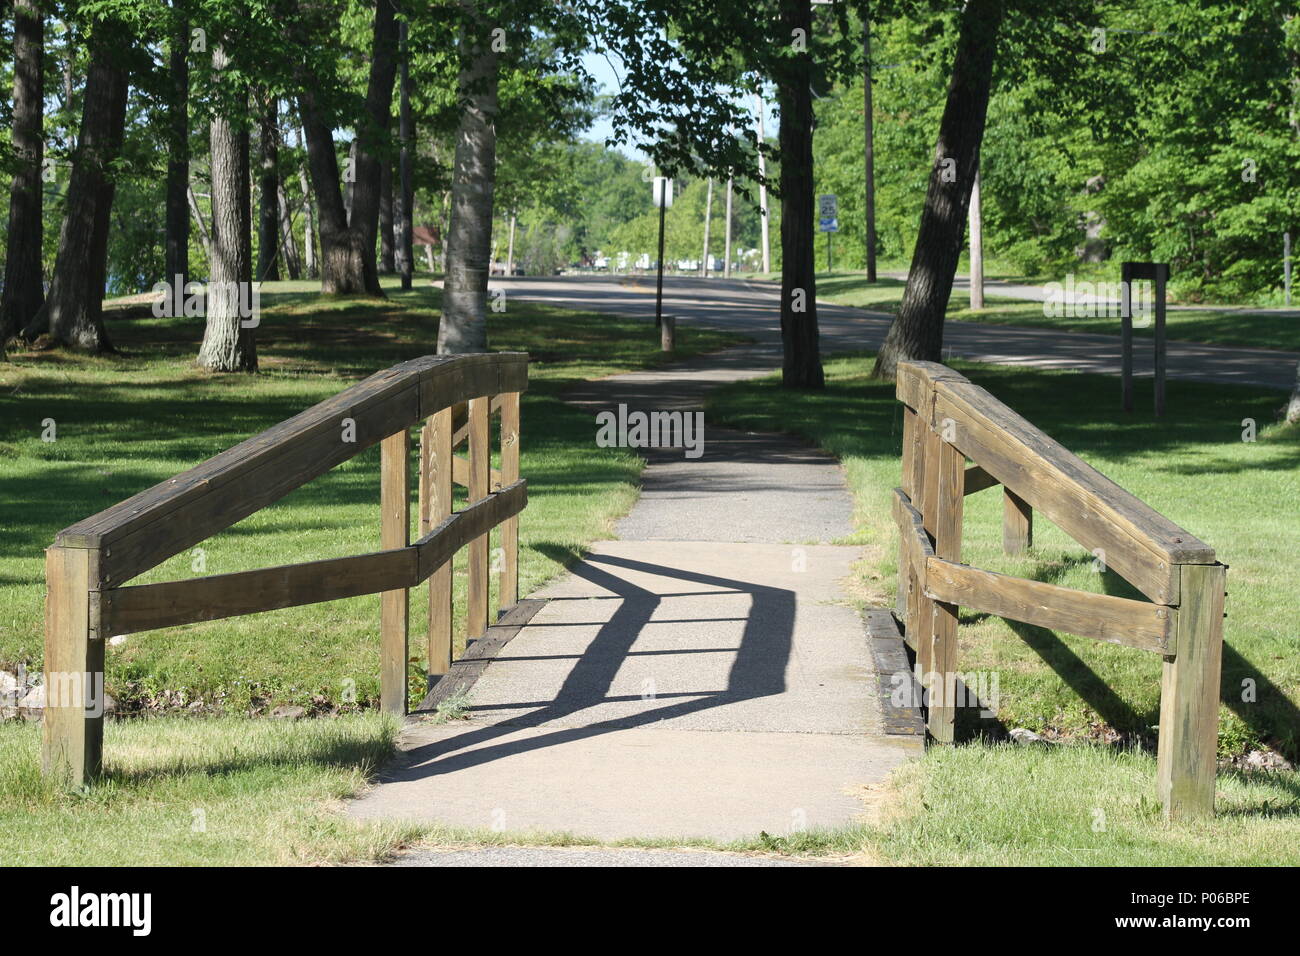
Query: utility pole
xmin=755 ymin=93 xmax=772 ymax=275
xmin=724 ymin=177 xmax=733 ymax=278
xmin=863 ymin=7 xmax=877 ymax=282
xmin=969 ymin=168 xmax=984 ymax=309
xmin=702 ymin=178 xmax=714 ymax=277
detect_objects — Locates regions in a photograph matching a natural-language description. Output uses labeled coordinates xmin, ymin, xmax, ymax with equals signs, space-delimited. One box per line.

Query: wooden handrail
xmin=42 ymin=353 xmax=529 ymax=787
xmin=894 ymin=360 xmax=1225 ymax=821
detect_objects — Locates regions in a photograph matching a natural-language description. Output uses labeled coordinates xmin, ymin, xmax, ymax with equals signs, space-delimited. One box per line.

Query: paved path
xmin=387 ymin=846 xmax=836 ymax=867
xmin=347 ymin=347 xmax=921 ymax=851
xmin=495 ymin=274 xmax=1297 ymax=390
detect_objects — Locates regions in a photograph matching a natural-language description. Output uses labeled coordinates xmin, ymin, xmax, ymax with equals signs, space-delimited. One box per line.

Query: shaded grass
xmin=707 ymin=353 xmax=1300 ymax=759
xmin=814 ymin=274 xmax=1299 ymax=350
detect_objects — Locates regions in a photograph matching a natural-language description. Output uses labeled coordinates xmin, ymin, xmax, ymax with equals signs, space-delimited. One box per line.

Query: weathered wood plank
xmin=499 ymin=391 xmax=521 ymax=610
xmin=451 ymin=454 xmax=502 ymax=489
xmin=1157 ymin=562 xmax=1227 ymax=818
xmin=928 ymin=438 xmax=965 ymax=744
xmin=1003 ymin=488 xmax=1033 ymax=554
xmin=467 ymin=396 xmax=490 ymax=640
xmin=426 ymin=408 xmax=453 ymax=682
xmin=97 ymin=481 xmax=527 ymax=636
xmin=933 ymin=380 xmax=1213 ymax=603
xmin=380 ymin=430 xmax=410 ymax=716
xmin=42 ymin=547 xmax=103 ymax=787
xmin=923 ymin=557 xmax=1172 ymax=654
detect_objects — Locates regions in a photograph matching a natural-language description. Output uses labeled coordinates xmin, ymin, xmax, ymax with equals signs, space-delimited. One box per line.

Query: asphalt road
xmin=497 ymin=274 xmax=1297 ymax=391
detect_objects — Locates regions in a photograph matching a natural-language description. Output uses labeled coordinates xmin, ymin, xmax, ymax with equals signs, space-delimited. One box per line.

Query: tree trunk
xmin=164 ymin=12 xmax=189 ymax=288
xmin=296 ymin=137 xmax=317 ymax=278
xmin=396 ymin=15 xmax=414 ymax=290
xmin=349 ymin=0 xmax=400 ymax=279
xmin=701 ymin=178 xmax=713 ymax=277
xmin=871 ymin=0 xmax=1003 ymax=380
xmin=379 ymin=155 xmax=396 ymax=273
xmin=198 ymin=46 xmax=257 ymax=372
xmin=438 ymin=16 xmax=499 ymax=354
xmin=277 ymin=180 xmax=301 ymax=279
xmin=32 ymin=27 xmax=129 ymax=351
xmin=257 ymin=96 xmax=281 ymax=282
xmin=775 ymin=0 xmax=823 ymax=388
xmin=1 ymin=0 xmax=46 ymax=347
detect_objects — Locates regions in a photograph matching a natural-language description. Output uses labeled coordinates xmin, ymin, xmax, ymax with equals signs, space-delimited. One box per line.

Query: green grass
xmin=0 ymin=274 xmax=742 ymax=715
xmin=0 ymin=713 xmax=423 ymax=866
xmin=707 ymin=353 xmax=1300 ymax=761
xmin=860 ymin=743 xmax=1300 ymax=866
xmin=814 ymin=274 xmax=1299 ymax=350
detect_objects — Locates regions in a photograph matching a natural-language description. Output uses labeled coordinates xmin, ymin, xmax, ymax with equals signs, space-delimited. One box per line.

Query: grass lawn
xmin=0 ymin=276 xmax=743 ymax=865
xmin=707 ymin=353 xmax=1300 ymax=761
xmin=814 ymin=274 xmax=1300 ymax=351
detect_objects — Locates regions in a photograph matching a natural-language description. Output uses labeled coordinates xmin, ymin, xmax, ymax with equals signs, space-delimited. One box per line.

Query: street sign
xmin=653 ymin=177 xmax=674 ymax=209
xmin=818 ymin=194 xmax=838 ymax=233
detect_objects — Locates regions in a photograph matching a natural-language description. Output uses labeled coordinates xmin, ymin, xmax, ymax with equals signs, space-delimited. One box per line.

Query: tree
xmin=256 ymin=95 xmax=281 ymax=282
xmin=438 ymin=11 xmax=499 ymax=353
xmin=164 ymin=5 xmax=190 ymax=288
xmin=1 ymin=0 xmax=46 ymax=349
xmin=29 ymin=18 xmax=132 ymax=352
xmin=198 ymin=44 xmax=257 ymax=371
xmin=775 ymin=0 xmax=823 ymax=387
xmin=871 ymin=0 xmax=1003 ymax=379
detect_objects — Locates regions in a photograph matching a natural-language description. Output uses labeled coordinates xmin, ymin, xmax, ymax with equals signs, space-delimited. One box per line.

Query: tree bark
xmin=379 ymin=154 xmax=396 ymax=273
xmin=164 ymin=11 xmax=189 ymax=288
xmin=277 ymin=180 xmax=301 ymax=279
xmin=775 ymin=0 xmax=823 ymax=388
xmin=198 ymin=46 xmax=257 ymax=372
xmin=438 ymin=14 xmax=499 ymax=354
xmin=396 ymin=15 xmax=414 ymax=289
xmin=871 ymin=0 xmax=1003 ymax=380
xmin=32 ymin=25 xmax=129 ymax=351
xmin=349 ymin=0 xmax=400 ymax=278
xmin=257 ymin=96 xmax=281 ymax=282
xmin=1 ymin=0 xmax=46 ymax=347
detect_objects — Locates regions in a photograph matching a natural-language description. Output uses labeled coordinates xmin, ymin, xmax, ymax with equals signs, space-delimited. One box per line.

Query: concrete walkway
xmin=347 ymin=348 xmax=921 ymax=851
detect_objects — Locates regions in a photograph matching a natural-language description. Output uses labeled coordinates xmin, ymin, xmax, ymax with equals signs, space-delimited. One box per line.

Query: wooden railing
xmin=42 ymin=352 xmax=528 ymax=786
xmin=894 ymin=361 xmax=1226 ymax=819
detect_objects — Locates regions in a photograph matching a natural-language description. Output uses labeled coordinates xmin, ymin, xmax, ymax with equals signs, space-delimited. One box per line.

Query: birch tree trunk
xmin=2 ymin=0 xmax=45 ymax=347
xmin=871 ymin=0 xmax=1003 ymax=379
xmin=438 ymin=15 xmax=499 ymax=354
xmin=396 ymin=15 xmax=414 ymax=290
xmin=198 ymin=46 xmax=257 ymax=372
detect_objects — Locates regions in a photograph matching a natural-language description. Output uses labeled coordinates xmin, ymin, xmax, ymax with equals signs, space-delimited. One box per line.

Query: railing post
xmin=929 ymin=430 xmax=966 ymax=744
xmin=1156 ymin=562 xmax=1226 ymax=819
xmin=467 ymin=396 xmax=490 ymax=640
xmin=380 ymin=429 xmax=410 ymax=715
xmin=499 ymin=391 xmax=521 ymax=610
xmin=424 ymin=407 xmax=453 ymax=686
xmin=42 ymin=546 xmax=104 ymax=787
xmin=1002 ymin=489 xmax=1032 ymax=555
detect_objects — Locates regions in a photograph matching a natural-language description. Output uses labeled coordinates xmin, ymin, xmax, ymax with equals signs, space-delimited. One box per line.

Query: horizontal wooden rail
xmin=923 ymin=557 xmax=1171 ymax=654
xmin=56 ymin=353 xmax=527 ymax=587
xmin=96 ymin=482 xmax=526 ymax=636
xmin=963 ymin=464 xmax=999 ymax=495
